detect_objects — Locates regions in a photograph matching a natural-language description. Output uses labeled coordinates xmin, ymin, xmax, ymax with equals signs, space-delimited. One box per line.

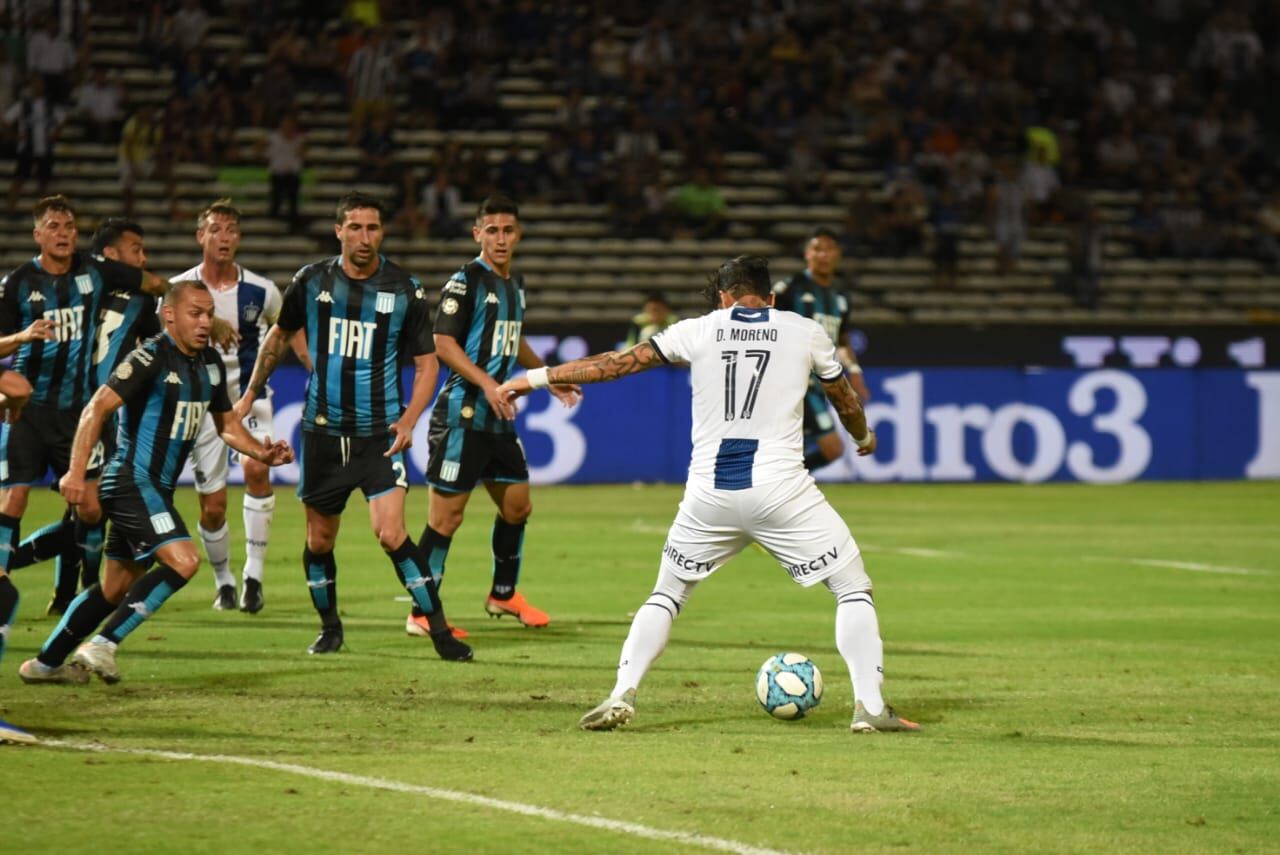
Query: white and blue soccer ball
xmin=756 ymin=652 xmax=823 ymax=720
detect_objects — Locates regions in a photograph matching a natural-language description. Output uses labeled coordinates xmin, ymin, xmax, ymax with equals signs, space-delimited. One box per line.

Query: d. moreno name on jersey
xmin=716 ymin=328 xmax=779 ymax=342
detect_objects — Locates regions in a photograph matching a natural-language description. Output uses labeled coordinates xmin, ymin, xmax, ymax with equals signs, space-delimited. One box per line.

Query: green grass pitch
xmin=3 ymin=481 xmax=1278 ymax=853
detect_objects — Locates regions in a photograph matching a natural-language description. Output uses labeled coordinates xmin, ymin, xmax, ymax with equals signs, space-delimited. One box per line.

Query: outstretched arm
xmin=233 ymin=324 xmax=291 ymax=418
xmin=516 ymin=336 xmax=581 ymax=406
xmin=212 ymin=409 xmax=294 ymax=466
xmin=497 ymin=342 xmax=664 ymax=398
xmin=820 ymin=375 xmax=876 ymax=456
xmin=386 ymin=352 xmax=437 ymax=456
xmin=60 ymin=386 xmax=124 ymax=505
xmin=0 ymin=318 xmax=56 ymax=357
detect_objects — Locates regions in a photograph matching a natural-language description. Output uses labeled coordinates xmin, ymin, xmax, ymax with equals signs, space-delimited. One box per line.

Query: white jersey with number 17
xmin=649 ymin=306 xmax=844 ymax=490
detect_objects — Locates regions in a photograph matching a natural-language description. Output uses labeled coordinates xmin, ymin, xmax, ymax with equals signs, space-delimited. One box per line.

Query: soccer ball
xmin=755 ymin=653 xmax=823 ymax=720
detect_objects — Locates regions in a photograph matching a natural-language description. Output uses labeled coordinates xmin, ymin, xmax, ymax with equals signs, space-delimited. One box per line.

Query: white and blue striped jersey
xmin=649 ymin=306 xmax=843 ymax=490
xmin=169 ymin=264 xmax=282 ymax=400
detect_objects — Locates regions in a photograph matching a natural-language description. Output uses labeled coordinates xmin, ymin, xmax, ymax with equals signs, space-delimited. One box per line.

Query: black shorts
xmin=802 ymin=379 xmax=839 ymax=444
xmin=297 ymin=430 xmax=409 ymax=517
xmin=425 ymin=425 xmax=528 ymax=493
xmin=0 ymin=402 xmax=104 ymax=487
xmin=102 ymin=480 xmax=190 ymax=565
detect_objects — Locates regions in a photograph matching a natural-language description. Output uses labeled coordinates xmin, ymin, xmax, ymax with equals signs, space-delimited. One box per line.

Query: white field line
xmin=42 ymin=740 xmax=796 ymax=855
xmin=856 ymin=543 xmax=963 ymax=560
xmin=629 ymin=519 xmax=670 ymax=536
xmin=1125 ymin=558 xmax=1271 ymax=576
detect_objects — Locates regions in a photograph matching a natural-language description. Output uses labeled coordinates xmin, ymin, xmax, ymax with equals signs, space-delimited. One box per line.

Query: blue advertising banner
xmin=193 ymin=365 xmax=1279 ymax=487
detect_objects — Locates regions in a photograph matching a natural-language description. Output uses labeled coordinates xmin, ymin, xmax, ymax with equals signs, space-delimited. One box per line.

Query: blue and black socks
xmin=388 ymin=537 xmax=470 ymax=661
xmin=98 ymin=565 xmax=187 ymax=645
xmin=38 ymin=585 xmax=116 ymax=667
xmin=411 ymin=525 xmax=451 ymax=618
xmin=490 ymin=516 xmax=525 ymax=601
xmin=75 ymin=519 xmax=105 ymax=590
xmin=303 ymin=547 xmax=340 ymax=628
xmin=0 ymin=574 xmax=18 ymax=665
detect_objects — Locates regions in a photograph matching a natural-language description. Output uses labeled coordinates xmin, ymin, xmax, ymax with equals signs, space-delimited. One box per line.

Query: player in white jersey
xmin=170 ymin=200 xmax=288 ymax=613
xmin=498 ymin=256 xmax=921 ymax=733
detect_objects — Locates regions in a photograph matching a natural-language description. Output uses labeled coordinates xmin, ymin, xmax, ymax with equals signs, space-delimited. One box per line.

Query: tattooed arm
xmin=496 ymin=342 xmax=665 ymax=398
xmin=232 ymin=324 xmax=291 ymax=420
xmin=820 ymin=375 xmax=876 ymax=456
xmin=516 ymin=335 xmax=581 ymax=407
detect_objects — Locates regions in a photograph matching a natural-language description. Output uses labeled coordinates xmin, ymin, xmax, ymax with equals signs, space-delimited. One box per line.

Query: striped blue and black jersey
xmin=771 ymin=271 xmax=854 ymax=349
xmin=91 ymin=285 xmax=160 ymax=387
xmin=430 ymin=257 xmax=525 ymax=434
xmin=100 ymin=333 xmax=232 ymax=496
xmin=278 ymin=255 xmax=433 ymax=438
xmin=0 ymin=251 xmax=144 ymax=407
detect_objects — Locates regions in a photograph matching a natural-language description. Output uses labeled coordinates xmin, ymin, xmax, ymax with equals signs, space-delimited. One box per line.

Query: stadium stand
xmin=3 ymin=2 xmax=1279 ymax=328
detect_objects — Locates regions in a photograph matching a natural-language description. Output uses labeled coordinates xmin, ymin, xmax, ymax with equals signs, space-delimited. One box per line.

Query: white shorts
xmin=191 ymin=398 xmax=274 ymax=495
xmin=661 ymin=475 xmax=866 ymax=588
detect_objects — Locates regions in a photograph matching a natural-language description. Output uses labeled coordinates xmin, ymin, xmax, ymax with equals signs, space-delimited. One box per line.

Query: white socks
xmin=836 ymin=593 xmax=886 ymax=716
xmin=610 ymin=597 xmax=677 ymax=699
xmin=199 ymin=523 xmax=233 ymax=590
xmin=242 ymin=493 xmax=275 ymax=583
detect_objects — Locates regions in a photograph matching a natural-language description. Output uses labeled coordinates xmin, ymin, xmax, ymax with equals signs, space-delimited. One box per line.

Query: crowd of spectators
xmin=3 ymin=0 xmax=1280 ymax=278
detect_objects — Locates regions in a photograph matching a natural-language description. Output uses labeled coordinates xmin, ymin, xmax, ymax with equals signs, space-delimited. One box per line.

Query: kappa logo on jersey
xmin=27 ymin=291 xmax=44 ymax=303
xmin=170 ymin=400 xmax=208 ymax=440
xmin=485 ymin=292 xmax=499 ymax=305
xmin=43 ymin=306 xmax=85 ymax=342
xmin=328 ymin=317 xmax=377 ymax=359
xmin=375 ymin=292 xmax=395 ymax=314
xmin=149 ymin=512 xmax=176 ymax=535
xmin=75 ymin=274 xmax=94 ymax=295
xmin=165 ymin=371 xmax=182 ymax=384
xmin=316 ymin=291 xmax=334 ymax=304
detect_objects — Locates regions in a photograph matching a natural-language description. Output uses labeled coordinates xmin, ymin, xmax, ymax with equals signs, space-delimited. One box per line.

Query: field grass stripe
xmin=43 ymin=740 xmax=796 ymax=855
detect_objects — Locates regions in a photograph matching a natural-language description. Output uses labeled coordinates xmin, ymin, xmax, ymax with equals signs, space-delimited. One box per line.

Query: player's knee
xmin=652 ymin=567 xmax=695 ymax=612
xmin=306 ymin=528 xmax=337 ymax=553
xmin=167 ymin=551 xmax=201 ymax=579
xmin=102 ymin=566 xmax=136 ymax=602
xmin=242 ymin=457 xmax=270 ymax=488
xmin=199 ymin=493 xmax=228 ymax=530
xmin=503 ymin=502 xmax=532 ymax=525
xmin=374 ymin=524 xmax=408 ymax=552
xmin=823 ymin=555 xmax=873 ymax=599
xmin=431 ymin=508 xmax=464 ymax=536
xmin=0 ymin=488 xmax=29 ymax=517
